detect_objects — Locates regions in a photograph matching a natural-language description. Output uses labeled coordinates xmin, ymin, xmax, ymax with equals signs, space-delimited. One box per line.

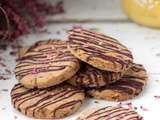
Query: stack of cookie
xmin=11 ymin=28 xmax=148 ymax=119
xmin=12 ymin=40 xmax=85 ymax=119
xmin=67 ymin=28 xmax=148 ymax=101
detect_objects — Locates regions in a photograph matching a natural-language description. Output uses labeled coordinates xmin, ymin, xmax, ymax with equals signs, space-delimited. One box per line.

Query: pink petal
xmin=154 ymin=95 xmax=160 ymax=99
xmin=140 ymin=106 xmax=149 ymax=111
xmin=31 ymin=68 xmax=38 ymax=74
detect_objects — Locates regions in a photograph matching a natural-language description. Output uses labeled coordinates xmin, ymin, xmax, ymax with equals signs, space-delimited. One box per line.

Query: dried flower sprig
xmin=0 ymin=6 xmax=10 ymax=41
xmin=0 ymin=0 xmax=64 ymax=40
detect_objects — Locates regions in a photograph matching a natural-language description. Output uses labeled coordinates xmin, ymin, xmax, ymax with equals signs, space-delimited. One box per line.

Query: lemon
xmin=122 ymin=0 xmax=160 ymax=28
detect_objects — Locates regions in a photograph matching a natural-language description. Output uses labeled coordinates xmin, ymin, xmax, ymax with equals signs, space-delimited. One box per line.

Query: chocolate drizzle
xmin=53 ymin=100 xmax=82 ymax=117
xmin=11 ymin=83 xmax=85 ymax=119
xmin=87 ymin=63 xmax=148 ymax=101
xmin=68 ymin=64 xmax=123 ymax=88
xmin=16 ymin=65 xmax=67 ymax=80
xmin=77 ymin=106 xmax=143 ymax=120
xmin=68 ymin=28 xmax=133 ymax=72
xmin=130 ymin=63 xmax=144 ymax=72
xmin=15 ymin=40 xmax=80 ymax=87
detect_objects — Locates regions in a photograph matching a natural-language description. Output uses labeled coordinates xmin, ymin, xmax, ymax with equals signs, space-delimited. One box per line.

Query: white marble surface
xmin=1 ymin=0 xmax=160 ymax=120
xmin=46 ymin=0 xmax=127 ymax=21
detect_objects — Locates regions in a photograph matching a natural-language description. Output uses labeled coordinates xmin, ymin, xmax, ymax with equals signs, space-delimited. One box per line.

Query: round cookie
xmin=76 ymin=106 xmax=143 ymax=120
xmin=87 ymin=63 xmax=148 ymax=101
xmin=11 ymin=83 xmax=85 ymax=119
xmin=68 ymin=63 xmax=124 ymax=88
xmin=15 ymin=40 xmax=80 ymax=88
xmin=68 ymin=28 xmax=133 ymax=72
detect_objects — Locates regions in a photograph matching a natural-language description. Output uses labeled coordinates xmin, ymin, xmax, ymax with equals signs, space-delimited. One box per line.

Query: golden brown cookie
xmin=68 ymin=28 xmax=133 ymax=72
xmin=11 ymin=83 xmax=85 ymax=119
xmin=68 ymin=63 xmax=123 ymax=88
xmin=15 ymin=40 xmax=80 ymax=88
xmin=87 ymin=63 xmax=148 ymax=101
xmin=76 ymin=106 xmax=143 ymax=120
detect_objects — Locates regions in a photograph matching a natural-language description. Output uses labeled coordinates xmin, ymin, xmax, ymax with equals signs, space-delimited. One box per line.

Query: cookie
xmin=87 ymin=63 xmax=148 ymax=101
xmin=15 ymin=40 xmax=80 ymax=88
xmin=68 ymin=63 xmax=124 ymax=88
xmin=11 ymin=83 xmax=85 ymax=119
xmin=68 ymin=28 xmax=133 ymax=72
xmin=76 ymin=106 xmax=143 ymax=120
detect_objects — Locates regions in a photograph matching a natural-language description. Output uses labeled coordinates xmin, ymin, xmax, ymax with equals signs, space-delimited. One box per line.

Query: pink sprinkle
xmin=31 ymin=68 xmax=38 ymax=74
xmin=72 ymin=25 xmax=82 ymax=29
xmin=47 ymin=54 xmax=53 ymax=59
xmin=154 ymin=95 xmax=160 ymax=99
xmin=126 ymin=102 xmax=133 ymax=109
xmin=46 ymin=52 xmax=57 ymax=60
xmin=117 ymin=102 xmax=122 ymax=107
xmin=140 ymin=106 xmax=149 ymax=111
xmin=83 ymin=42 xmax=90 ymax=48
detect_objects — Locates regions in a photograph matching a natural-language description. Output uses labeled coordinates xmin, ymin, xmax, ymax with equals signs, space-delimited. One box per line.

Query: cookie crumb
xmin=1 ymin=89 xmax=8 ymax=92
xmin=14 ymin=115 xmax=18 ymax=119
xmin=134 ymin=107 xmax=138 ymax=110
xmin=1 ymin=107 xmax=6 ymax=110
xmin=94 ymin=100 xmax=99 ymax=103
xmin=10 ymin=51 xmax=17 ymax=56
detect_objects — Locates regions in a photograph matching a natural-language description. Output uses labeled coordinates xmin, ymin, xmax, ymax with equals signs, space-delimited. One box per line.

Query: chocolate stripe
xmin=11 ymin=83 xmax=84 ymax=118
xmin=96 ymin=108 xmax=129 ymax=119
xmin=34 ymin=90 xmax=83 ymax=115
xmin=68 ymin=28 xmax=133 ymax=72
xmin=87 ymin=63 xmax=147 ymax=101
xmin=71 ymin=29 xmax=131 ymax=56
xmin=69 ymin=64 xmax=123 ymax=88
xmin=53 ymin=100 xmax=82 ymax=117
xmin=15 ymin=40 xmax=79 ymax=85
xmin=16 ymin=65 xmax=67 ymax=80
xmin=69 ymin=36 xmax=132 ymax=58
xmin=24 ymin=89 xmax=69 ymax=115
xmin=86 ymin=107 xmax=120 ymax=119
xmin=78 ymin=47 xmax=130 ymax=66
xmin=69 ymin=32 xmax=131 ymax=52
xmin=71 ymin=29 xmax=122 ymax=45
xmin=77 ymin=106 xmax=143 ymax=120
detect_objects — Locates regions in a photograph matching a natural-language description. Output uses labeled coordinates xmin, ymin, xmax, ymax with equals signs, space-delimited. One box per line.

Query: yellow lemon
xmin=122 ymin=0 xmax=160 ymax=28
